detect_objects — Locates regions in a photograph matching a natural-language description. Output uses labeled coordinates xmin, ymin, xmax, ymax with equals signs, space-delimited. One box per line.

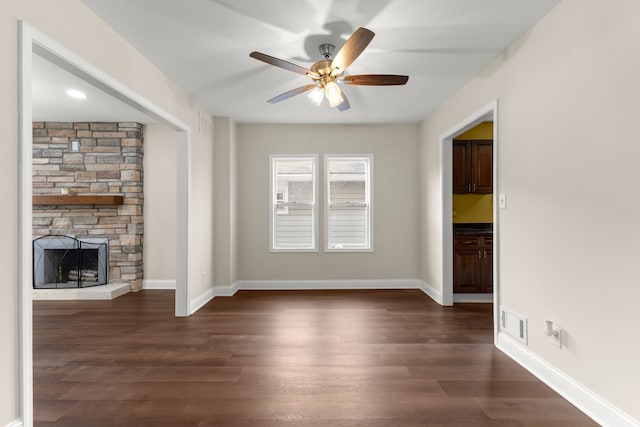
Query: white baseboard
xmin=210 ymin=279 xmax=440 ymax=302
xmin=234 ymin=278 xmax=424 ymax=291
xmin=213 ymin=282 xmax=240 ymax=296
xmin=419 ymin=281 xmax=442 ymax=304
xmin=497 ymin=332 xmax=640 ymax=427
xmin=189 ymin=287 xmax=215 ymax=314
xmin=234 ymin=279 xmax=423 ymax=291
xmin=453 ymin=293 xmax=493 ymax=303
xmin=142 ymin=279 xmax=176 ymax=290
xmin=5 ymin=418 xmax=23 ymax=427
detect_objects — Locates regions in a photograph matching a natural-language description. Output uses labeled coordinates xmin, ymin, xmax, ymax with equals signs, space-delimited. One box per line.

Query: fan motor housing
xmin=311 ymin=60 xmax=332 ymax=76
xmin=311 ymin=60 xmax=336 ymax=87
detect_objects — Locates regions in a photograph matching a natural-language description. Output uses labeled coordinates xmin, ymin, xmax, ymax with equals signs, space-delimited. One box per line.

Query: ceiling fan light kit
xmin=307 ymin=86 xmax=324 ymax=106
xmin=250 ymin=27 xmax=409 ymax=112
xmin=324 ymin=81 xmax=344 ymax=107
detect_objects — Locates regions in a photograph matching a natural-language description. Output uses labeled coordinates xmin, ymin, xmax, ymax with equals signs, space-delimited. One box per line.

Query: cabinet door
xmin=471 ymin=141 xmax=493 ymax=193
xmin=480 ymin=249 xmax=493 ymax=293
xmin=453 ymin=250 xmax=482 ymax=293
xmin=452 ymin=142 xmax=469 ymax=194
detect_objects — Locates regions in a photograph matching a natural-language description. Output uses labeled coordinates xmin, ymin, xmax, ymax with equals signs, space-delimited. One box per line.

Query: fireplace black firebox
xmin=33 ymin=235 xmax=108 ymax=289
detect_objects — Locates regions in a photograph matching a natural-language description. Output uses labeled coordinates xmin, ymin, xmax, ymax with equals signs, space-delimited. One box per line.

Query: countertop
xmin=453 ymin=223 xmax=493 ymax=236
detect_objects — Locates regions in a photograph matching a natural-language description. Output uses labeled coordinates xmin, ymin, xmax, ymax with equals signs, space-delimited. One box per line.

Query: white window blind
xmin=325 ymin=155 xmax=372 ymax=251
xmin=270 ymin=156 xmax=318 ymax=251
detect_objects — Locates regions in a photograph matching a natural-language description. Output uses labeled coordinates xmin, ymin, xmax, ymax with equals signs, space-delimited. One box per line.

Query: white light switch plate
xmin=499 ymin=193 xmax=507 ymax=209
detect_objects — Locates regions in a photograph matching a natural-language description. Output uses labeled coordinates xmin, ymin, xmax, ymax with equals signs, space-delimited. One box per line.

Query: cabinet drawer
xmin=454 ymin=236 xmax=481 ymax=249
xmin=482 ymin=236 xmax=493 ymax=247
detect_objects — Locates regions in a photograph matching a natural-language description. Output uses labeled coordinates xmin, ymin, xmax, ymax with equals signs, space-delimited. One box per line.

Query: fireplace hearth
xmin=33 ymin=235 xmax=108 ymax=289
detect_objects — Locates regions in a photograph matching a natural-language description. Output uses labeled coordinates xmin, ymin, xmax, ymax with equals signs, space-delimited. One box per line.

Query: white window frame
xmin=269 ymin=155 xmax=319 ymax=252
xmin=324 ymin=154 xmax=374 ymax=252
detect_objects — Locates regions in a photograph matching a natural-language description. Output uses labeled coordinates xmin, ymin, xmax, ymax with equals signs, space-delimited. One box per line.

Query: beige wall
xmin=143 ymin=124 xmax=177 ymax=281
xmin=1 ymin=5 xmax=23 ymax=421
xmin=214 ymin=117 xmax=238 ymax=287
xmin=5 ymin=0 xmax=638 ymax=424
xmin=419 ymin=0 xmax=640 ymax=420
xmin=189 ymin=121 xmax=215 ymax=297
xmin=237 ymin=124 xmax=420 ymax=281
xmin=1 ymin=1 xmax=215 ymax=423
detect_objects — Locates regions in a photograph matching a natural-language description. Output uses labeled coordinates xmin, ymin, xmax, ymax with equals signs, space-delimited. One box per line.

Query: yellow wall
xmin=452 ymin=122 xmax=493 ymax=223
xmin=453 ymin=194 xmax=493 ymax=223
xmin=455 ymin=121 xmax=493 ymax=140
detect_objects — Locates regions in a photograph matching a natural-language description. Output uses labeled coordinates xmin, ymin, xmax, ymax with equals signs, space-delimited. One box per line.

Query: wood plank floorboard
xmin=33 ymin=289 xmax=598 ymax=426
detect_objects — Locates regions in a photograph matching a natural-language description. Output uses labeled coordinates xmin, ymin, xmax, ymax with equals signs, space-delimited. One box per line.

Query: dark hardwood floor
xmin=33 ymin=290 xmax=598 ymax=426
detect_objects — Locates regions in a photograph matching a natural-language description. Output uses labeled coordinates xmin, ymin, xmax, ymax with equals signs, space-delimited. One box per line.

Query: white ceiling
xmin=34 ymin=0 xmax=561 ymax=125
xmin=32 ymin=54 xmax=158 ymax=124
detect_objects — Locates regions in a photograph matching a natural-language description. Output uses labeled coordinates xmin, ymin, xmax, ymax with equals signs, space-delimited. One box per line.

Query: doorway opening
xmin=440 ymin=100 xmax=499 ymax=342
xmin=19 ymin=21 xmax=192 ymax=426
xmin=451 ymin=122 xmax=493 ymax=302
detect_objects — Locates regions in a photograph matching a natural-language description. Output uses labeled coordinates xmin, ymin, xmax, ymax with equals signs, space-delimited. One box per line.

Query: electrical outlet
xmin=201 ymin=272 xmax=206 ymax=283
xmin=544 ymin=320 xmax=562 ymax=348
xmin=550 ymin=329 xmax=562 ymax=348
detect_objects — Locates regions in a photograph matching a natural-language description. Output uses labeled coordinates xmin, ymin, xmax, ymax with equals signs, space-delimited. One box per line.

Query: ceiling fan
xmin=250 ymin=27 xmax=409 ymax=112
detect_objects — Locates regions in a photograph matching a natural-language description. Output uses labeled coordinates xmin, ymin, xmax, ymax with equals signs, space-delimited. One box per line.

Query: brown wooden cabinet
xmin=453 ymin=140 xmax=493 ymax=194
xmin=453 ymin=235 xmax=493 ymax=293
xmin=452 ymin=142 xmax=470 ymax=194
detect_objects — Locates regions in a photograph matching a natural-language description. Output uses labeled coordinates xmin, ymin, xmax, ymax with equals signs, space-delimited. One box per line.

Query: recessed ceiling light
xmin=66 ymin=89 xmax=87 ymax=100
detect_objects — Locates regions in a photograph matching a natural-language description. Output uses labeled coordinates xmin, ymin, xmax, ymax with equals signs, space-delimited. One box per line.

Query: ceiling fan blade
xmin=267 ymin=84 xmax=317 ymax=104
xmin=343 ymin=74 xmax=409 ymax=86
xmin=331 ymin=27 xmax=375 ymax=76
xmin=250 ymin=52 xmax=319 ymax=79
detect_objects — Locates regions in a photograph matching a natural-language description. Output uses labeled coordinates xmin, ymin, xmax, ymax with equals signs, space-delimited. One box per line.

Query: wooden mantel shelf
xmin=33 ymin=195 xmax=124 ymax=205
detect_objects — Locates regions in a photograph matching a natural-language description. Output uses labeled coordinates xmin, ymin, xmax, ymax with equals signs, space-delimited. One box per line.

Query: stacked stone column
xmin=32 ymin=122 xmax=144 ymax=291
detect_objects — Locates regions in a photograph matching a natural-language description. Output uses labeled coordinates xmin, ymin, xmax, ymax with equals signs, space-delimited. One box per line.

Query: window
xmin=325 ymin=155 xmax=373 ymax=251
xmin=270 ymin=156 xmax=318 ymax=251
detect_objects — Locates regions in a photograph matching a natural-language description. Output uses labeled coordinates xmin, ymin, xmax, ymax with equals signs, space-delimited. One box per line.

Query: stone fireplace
xmin=32 ymin=122 xmax=144 ymax=291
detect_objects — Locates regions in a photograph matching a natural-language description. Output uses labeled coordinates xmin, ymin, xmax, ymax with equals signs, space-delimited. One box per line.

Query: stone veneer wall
xmin=32 ymin=122 xmax=144 ymax=291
